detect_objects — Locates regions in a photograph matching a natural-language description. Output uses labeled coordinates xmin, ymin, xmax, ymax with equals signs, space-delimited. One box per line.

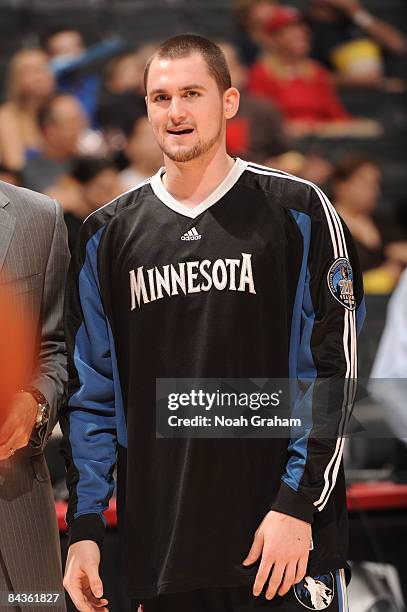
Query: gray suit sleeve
xmin=30 ymin=200 xmax=70 ymax=451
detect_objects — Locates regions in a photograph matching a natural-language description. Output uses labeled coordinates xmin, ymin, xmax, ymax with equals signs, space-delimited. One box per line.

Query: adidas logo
xmin=181 ymin=227 xmax=201 ymax=241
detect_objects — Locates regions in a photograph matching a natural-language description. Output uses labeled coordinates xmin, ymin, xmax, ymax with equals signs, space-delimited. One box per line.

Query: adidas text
xmin=181 ymin=227 xmax=201 ymax=241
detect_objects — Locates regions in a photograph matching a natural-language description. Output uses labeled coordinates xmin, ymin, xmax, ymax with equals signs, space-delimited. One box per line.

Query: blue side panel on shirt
xmin=69 ymin=226 xmax=127 ymax=520
xmin=356 ymin=297 xmax=366 ymax=336
xmin=107 ymin=318 xmax=127 ymax=448
xmin=284 ymin=210 xmax=316 ymax=492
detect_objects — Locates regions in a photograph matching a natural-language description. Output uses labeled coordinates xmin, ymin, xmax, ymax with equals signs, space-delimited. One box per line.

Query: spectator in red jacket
xmin=247 ymin=6 xmax=351 ymax=136
xmin=218 ymin=41 xmax=290 ymax=162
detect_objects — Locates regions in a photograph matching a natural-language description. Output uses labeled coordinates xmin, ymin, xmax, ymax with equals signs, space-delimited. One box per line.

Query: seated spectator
xmin=120 ymin=116 xmax=163 ymax=189
xmin=247 ymin=6 xmax=353 ymax=136
xmin=234 ymin=0 xmax=279 ymax=64
xmin=64 ymin=157 xmax=124 ymax=251
xmin=41 ymin=27 xmax=125 ymax=125
xmin=104 ymin=51 xmax=144 ymax=95
xmin=306 ymin=0 xmax=407 ymax=87
xmin=220 ymin=40 xmax=333 ymax=184
xmin=22 ymin=94 xmax=87 ymax=193
xmin=331 ymin=154 xmax=407 ymax=291
xmin=218 ymin=41 xmax=290 ymax=162
xmin=219 ymin=37 xmax=335 ymax=182
xmin=0 ymin=49 xmax=55 ymax=171
xmin=42 ymin=28 xmax=97 ymax=121
xmin=44 ymin=27 xmax=85 ymax=61
xmin=96 ymin=52 xmax=146 ymax=156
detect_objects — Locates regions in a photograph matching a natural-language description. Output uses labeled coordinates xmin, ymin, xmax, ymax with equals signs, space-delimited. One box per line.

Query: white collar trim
xmin=150 ymin=157 xmax=248 ymax=219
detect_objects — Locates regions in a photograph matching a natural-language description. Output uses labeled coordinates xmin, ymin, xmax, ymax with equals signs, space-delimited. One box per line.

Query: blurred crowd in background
xmin=1 ymin=3 xmax=407 ymax=605
xmin=0 ymin=0 xmax=406 ymax=296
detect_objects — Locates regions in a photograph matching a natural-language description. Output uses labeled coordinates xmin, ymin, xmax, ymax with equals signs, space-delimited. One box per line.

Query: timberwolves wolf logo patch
xmin=327 ymin=258 xmax=355 ymax=311
xmin=294 ymin=573 xmax=335 ymax=610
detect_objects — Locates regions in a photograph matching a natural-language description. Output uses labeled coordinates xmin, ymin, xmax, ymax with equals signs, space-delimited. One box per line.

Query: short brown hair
xmin=143 ymin=34 xmax=231 ymax=94
xmin=332 ymin=153 xmax=379 ymax=184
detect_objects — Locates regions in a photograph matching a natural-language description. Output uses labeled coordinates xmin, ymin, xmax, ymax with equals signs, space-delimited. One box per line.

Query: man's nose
xmin=167 ymin=97 xmax=187 ymax=123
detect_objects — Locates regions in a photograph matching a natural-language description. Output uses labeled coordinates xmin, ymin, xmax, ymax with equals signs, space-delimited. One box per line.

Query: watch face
xmin=36 ymin=404 xmax=49 ymax=428
xmin=23 ymin=386 xmax=49 ymax=428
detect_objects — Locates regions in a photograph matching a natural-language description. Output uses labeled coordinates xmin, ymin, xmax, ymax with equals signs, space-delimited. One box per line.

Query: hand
xmin=384 ymin=242 xmax=407 ymax=266
xmin=64 ymin=541 xmax=108 ymax=612
xmin=0 ymin=392 xmax=37 ymax=460
xmin=242 ymin=510 xmax=311 ymax=600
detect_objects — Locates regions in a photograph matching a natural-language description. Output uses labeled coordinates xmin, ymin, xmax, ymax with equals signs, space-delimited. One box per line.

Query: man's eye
xmin=154 ymin=95 xmax=169 ymax=102
xmin=185 ymin=91 xmax=199 ymax=97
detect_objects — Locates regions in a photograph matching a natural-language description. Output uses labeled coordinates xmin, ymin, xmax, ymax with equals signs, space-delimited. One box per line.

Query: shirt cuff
xmin=68 ymin=514 xmax=106 ymax=548
xmin=271 ymin=481 xmax=316 ymax=524
xmin=29 ymin=425 xmax=45 ymax=449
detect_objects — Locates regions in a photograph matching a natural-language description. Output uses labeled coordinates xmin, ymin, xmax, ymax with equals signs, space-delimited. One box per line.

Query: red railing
xmin=56 ymin=483 xmax=407 ymax=532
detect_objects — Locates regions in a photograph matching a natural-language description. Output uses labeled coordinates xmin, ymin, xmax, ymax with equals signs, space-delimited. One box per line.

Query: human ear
xmin=224 ymin=87 xmax=240 ymax=120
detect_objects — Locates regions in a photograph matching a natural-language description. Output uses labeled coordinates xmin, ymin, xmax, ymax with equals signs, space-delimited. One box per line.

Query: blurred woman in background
xmin=0 ymin=48 xmax=55 ymax=171
xmin=331 ymin=154 xmax=407 ymax=292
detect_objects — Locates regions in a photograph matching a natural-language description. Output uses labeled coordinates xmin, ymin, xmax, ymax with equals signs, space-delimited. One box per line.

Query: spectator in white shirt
xmin=370 ymin=269 xmax=407 ymax=445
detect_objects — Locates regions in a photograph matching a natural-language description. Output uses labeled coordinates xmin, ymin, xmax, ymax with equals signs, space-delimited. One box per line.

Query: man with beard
xmin=62 ymin=35 xmax=365 ymax=612
xmin=0 ymin=182 xmax=69 ymax=611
